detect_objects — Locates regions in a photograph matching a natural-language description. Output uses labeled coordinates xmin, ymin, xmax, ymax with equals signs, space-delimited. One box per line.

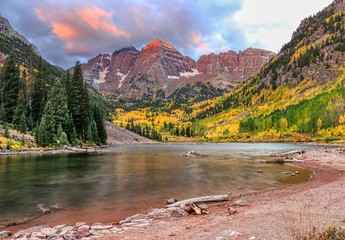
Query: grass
xmin=295 ymin=226 xmax=345 ymax=240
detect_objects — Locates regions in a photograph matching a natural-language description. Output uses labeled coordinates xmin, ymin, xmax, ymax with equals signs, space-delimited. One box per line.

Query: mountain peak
xmin=143 ymin=38 xmax=177 ymax=51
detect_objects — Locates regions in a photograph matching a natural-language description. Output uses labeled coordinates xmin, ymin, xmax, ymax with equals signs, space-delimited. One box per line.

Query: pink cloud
xmin=34 ymin=5 xmax=129 ymax=55
xmin=77 ymin=6 xmax=128 ymax=37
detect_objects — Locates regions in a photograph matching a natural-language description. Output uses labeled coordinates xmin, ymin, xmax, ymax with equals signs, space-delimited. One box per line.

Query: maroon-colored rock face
xmin=81 ymin=47 xmax=139 ymax=94
xmin=78 ymin=39 xmax=275 ymax=100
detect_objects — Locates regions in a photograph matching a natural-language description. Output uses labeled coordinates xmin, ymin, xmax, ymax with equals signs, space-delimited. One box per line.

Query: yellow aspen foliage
xmin=279 ymin=117 xmax=288 ymax=131
xmin=317 ymin=118 xmax=323 ymax=131
xmin=339 ymin=115 xmax=345 ymax=125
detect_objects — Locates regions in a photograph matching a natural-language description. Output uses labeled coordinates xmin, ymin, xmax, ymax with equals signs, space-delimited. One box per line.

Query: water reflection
xmin=0 ymin=143 xmax=316 ymax=224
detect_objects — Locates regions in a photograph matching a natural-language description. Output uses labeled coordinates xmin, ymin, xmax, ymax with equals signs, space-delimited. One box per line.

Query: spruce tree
xmin=92 ymin=104 xmax=107 ymax=144
xmin=31 ymin=61 xmax=50 ymax=124
xmin=68 ymin=61 xmax=90 ymax=140
xmin=13 ymin=90 xmax=28 ymax=132
xmin=0 ymin=55 xmax=20 ymax=122
xmin=37 ymin=82 xmax=70 ymax=147
xmin=13 ymin=70 xmax=30 ymax=132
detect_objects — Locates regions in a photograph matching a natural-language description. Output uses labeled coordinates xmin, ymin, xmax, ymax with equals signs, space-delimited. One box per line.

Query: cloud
xmin=0 ymin=0 xmax=334 ymax=68
xmin=232 ymin=0 xmax=334 ymax=52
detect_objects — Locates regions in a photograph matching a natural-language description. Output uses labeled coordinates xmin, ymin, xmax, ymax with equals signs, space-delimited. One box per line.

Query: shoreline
xmin=0 ymin=146 xmax=105 ymax=156
xmin=1 ymin=146 xmax=345 ymax=239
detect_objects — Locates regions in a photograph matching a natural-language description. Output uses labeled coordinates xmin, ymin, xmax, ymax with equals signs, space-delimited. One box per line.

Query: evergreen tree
xmin=31 ymin=61 xmax=50 ymax=124
xmin=36 ymin=82 xmax=70 ymax=147
xmin=13 ymin=90 xmax=28 ymax=132
xmin=13 ymin=70 xmax=30 ymax=132
xmin=0 ymin=55 xmax=20 ymax=122
xmin=68 ymin=61 xmax=90 ymax=140
xmin=92 ymin=104 xmax=107 ymax=144
xmin=56 ymin=124 xmax=69 ymax=146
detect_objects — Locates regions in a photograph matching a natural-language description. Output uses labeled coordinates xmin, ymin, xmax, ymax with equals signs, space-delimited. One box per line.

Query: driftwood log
xmin=166 ymin=194 xmax=230 ymax=208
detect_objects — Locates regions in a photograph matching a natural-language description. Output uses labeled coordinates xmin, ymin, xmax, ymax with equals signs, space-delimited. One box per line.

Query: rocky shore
xmin=1 ymin=147 xmax=345 ymax=239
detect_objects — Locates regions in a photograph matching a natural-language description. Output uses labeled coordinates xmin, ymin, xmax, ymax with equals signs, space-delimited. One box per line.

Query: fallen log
xmin=166 ymin=194 xmax=230 ymax=208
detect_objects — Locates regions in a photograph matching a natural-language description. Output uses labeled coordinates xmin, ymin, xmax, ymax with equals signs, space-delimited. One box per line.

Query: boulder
xmin=63 ymin=234 xmax=77 ymax=240
xmin=167 ymin=207 xmax=189 ymax=217
xmin=13 ymin=226 xmax=49 ymax=238
xmin=166 ymin=198 xmax=177 ymax=204
xmin=76 ymin=225 xmax=90 ymax=238
xmin=40 ymin=227 xmax=57 ymax=237
xmin=147 ymin=208 xmax=171 ymax=219
xmin=120 ymin=214 xmax=147 ymax=224
xmin=0 ymin=230 xmax=11 ymax=239
xmin=234 ymin=199 xmax=248 ymax=206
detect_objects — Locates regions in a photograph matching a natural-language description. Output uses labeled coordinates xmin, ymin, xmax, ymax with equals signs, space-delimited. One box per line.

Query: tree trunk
xmin=166 ymin=194 xmax=230 ymax=208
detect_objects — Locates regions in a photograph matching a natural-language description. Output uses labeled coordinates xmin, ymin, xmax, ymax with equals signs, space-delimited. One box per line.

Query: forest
xmin=0 ymin=56 xmax=107 ymax=149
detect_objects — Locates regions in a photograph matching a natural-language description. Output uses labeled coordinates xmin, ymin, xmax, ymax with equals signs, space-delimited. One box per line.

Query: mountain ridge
xmin=79 ymin=38 xmax=275 ymax=102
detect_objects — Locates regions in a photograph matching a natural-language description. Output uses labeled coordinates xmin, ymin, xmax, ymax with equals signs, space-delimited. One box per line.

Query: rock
xmin=249 ymin=236 xmax=256 ymax=240
xmin=16 ymin=237 xmax=28 ymax=240
xmin=28 ymin=237 xmax=42 ymax=240
xmin=13 ymin=226 xmax=49 ymax=238
xmin=75 ymin=222 xmax=87 ymax=227
xmin=295 ymin=171 xmax=300 ymax=174
xmin=228 ymin=207 xmax=237 ymax=215
xmin=234 ymin=199 xmax=248 ymax=206
xmin=120 ymin=214 xmax=147 ymax=224
xmin=40 ymin=227 xmax=57 ymax=236
xmin=31 ymin=231 xmax=46 ymax=238
xmin=215 ymin=230 xmax=242 ymax=240
xmin=184 ymin=150 xmax=204 ymax=157
xmin=90 ymin=225 xmax=113 ymax=230
xmin=0 ymin=230 xmax=11 ymax=239
xmin=55 ymin=225 xmax=73 ymax=235
xmin=147 ymin=208 xmax=171 ymax=219
xmin=166 ymin=198 xmax=177 ymax=204
xmin=63 ymin=234 xmax=77 ymax=240
xmin=76 ymin=225 xmax=90 ymax=238
xmin=257 ymin=169 xmax=263 ymax=173
xmin=167 ymin=207 xmax=189 ymax=217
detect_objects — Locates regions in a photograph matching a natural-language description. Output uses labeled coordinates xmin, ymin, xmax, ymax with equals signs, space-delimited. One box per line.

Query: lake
xmin=0 ymin=143 xmax=317 ymax=228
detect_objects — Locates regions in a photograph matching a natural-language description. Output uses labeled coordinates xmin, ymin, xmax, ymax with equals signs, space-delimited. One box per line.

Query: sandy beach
xmin=2 ymin=147 xmax=345 ymax=240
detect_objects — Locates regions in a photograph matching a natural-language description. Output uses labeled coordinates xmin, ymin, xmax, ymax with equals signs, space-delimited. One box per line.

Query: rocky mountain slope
xmin=79 ymin=39 xmax=275 ymax=102
xmin=105 ymin=121 xmax=151 ymax=144
xmin=188 ymin=0 xmax=345 ymax=141
xmin=0 ymin=16 xmax=62 ymax=77
xmin=0 ymin=16 xmax=39 ymax=55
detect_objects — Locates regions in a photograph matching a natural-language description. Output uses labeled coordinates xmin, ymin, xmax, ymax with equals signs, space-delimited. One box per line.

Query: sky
xmin=1 ymin=0 xmax=334 ymax=69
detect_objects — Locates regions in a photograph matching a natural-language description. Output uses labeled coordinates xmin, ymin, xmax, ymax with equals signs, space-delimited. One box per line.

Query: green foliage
xmin=31 ymin=61 xmax=50 ymax=124
xmin=68 ymin=61 xmax=90 ymax=140
xmin=239 ymin=86 xmax=345 ymax=135
xmin=0 ymin=55 xmax=20 ymax=122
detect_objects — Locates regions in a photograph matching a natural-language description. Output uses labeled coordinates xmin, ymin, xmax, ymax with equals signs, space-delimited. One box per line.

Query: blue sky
xmin=1 ymin=0 xmax=334 ymax=68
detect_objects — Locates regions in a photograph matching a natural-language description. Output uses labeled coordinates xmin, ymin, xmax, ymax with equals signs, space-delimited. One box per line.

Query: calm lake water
xmin=0 ymin=143 xmax=317 ymax=227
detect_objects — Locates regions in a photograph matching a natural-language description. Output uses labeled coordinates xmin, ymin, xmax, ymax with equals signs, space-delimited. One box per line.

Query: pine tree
xmin=68 ymin=61 xmax=90 ymax=140
xmin=36 ymin=82 xmax=70 ymax=147
xmin=92 ymin=104 xmax=107 ymax=144
xmin=13 ymin=70 xmax=30 ymax=132
xmin=31 ymin=61 xmax=50 ymax=124
xmin=56 ymin=124 xmax=69 ymax=146
xmin=0 ymin=55 xmax=20 ymax=122
xmin=13 ymin=90 xmax=28 ymax=132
